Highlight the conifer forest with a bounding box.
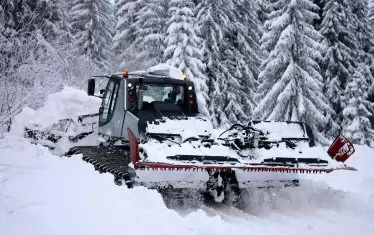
[2,0,374,146]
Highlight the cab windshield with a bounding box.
[137,83,184,105]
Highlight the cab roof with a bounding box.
[111,74,194,86]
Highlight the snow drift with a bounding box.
[10,86,101,137]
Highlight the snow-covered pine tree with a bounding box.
[369,0,374,31]
[253,0,332,142]
[0,5,5,41]
[69,0,114,72]
[257,0,271,25]
[131,0,168,68]
[319,0,358,132]
[256,0,271,78]
[0,1,18,73]
[163,0,209,115]
[54,0,74,45]
[1,0,64,45]
[230,0,262,120]
[342,68,374,146]
[350,0,374,130]
[0,0,66,83]
[112,0,141,69]
[357,57,374,128]
[0,2,14,121]
[0,0,68,129]
[195,0,231,126]
[196,0,262,127]
[351,0,374,56]
[15,0,62,42]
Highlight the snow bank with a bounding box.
[11,86,101,136]
[0,137,200,235]
[1,135,374,235]
[303,144,374,199]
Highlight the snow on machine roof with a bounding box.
[123,63,185,81]
[145,63,185,80]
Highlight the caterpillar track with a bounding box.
[66,145,135,187]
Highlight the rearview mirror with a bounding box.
[88,78,95,96]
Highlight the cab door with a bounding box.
[98,78,125,142]
[99,79,119,126]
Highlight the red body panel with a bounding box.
[327,135,355,162]
[127,128,140,168]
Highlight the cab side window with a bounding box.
[99,79,119,125]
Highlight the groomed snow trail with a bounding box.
[0,135,373,235]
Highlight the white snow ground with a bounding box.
[1,87,374,235]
